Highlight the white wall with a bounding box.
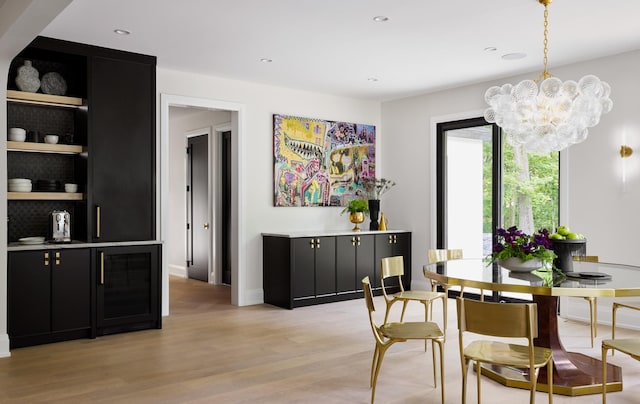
[167,108,231,280]
[158,68,381,305]
[382,50,640,291]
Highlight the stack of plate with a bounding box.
[18,236,45,245]
[36,179,60,192]
[8,178,32,192]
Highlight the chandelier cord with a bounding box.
[536,1,551,82]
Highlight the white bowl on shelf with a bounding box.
[9,184,32,192]
[8,178,31,184]
[64,183,78,193]
[8,132,26,142]
[44,134,59,144]
[9,127,26,136]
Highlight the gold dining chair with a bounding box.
[425,249,463,334]
[457,297,553,404]
[380,256,444,327]
[610,294,640,356]
[572,255,599,347]
[362,276,445,404]
[601,334,640,402]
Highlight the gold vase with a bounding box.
[349,212,365,232]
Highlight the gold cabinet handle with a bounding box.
[100,251,105,285]
[96,205,101,238]
[44,252,49,266]
[351,236,356,246]
[388,235,393,244]
[310,239,315,249]
[204,223,209,229]
[316,238,320,249]
[357,236,361,246]
[55,251,60,266]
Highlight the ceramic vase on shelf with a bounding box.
[349,212,365,232]
[15,60,40,93]
[497,257,543,273]
[368,199,380,230]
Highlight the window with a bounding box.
[436,117,559,296]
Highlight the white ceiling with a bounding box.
[40,0,640,102]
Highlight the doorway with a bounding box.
[186,134,209,282]
[161,94,244,312]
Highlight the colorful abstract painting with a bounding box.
[273,114,376,207]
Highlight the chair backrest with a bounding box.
[428,248,463,264]
[456,297,538,339]
[362,276,385,345]
[381,256,404,278]
[380,256,405,295]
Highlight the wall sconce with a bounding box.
[620,145,633,158]
[621,145,633,192]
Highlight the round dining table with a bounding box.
[423,259,640,396]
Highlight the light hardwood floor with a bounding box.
[0,276,639,403]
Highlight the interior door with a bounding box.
[187,134,209,282]
[221,131,232,285]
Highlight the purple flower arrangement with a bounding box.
[491,226,557,264]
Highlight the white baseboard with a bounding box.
[0,333,11,358]
[169,264,187,278]
[242,288,264,306]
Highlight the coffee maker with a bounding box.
[51,210,71,242]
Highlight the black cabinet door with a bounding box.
[8,251,51,337]
[375,232,412,291]
[89,55,155,242]
[356,235,376,289]
[336,235,357,293]
[314,237,336,296]
[96,245,160,332]
[292,238,316,299]
[51,249,91,332]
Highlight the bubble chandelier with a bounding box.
[483,0,613,154]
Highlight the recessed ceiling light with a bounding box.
[484,47,497,52]
[260,58,273,63]
[367,77,379,82]
[502,52,527,60]
[373,16,389,22]
[113,29,131,35]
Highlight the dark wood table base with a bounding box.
[479,295,622,396]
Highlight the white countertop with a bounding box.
[8,239,163,251]
[262,230,411,238]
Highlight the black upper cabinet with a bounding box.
[88,55,156,242]
[8,36,156,243]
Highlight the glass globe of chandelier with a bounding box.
[483,0,613,154]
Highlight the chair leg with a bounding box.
[476,361,482,404]
[529,368,537,404]
[371,344,391,404]
[602,344,609,404]
[611,303,619,356]
[370,345,379,388]
[547,359,553,404]
[424,301,430,352]
[585,297,596,348]
[461,358,470,404]
[442,292,448,339]
[431,339,436,387]
[436,340,445,404]
[399,300,409,322]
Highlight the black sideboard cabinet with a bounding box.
[263,231,412,309]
